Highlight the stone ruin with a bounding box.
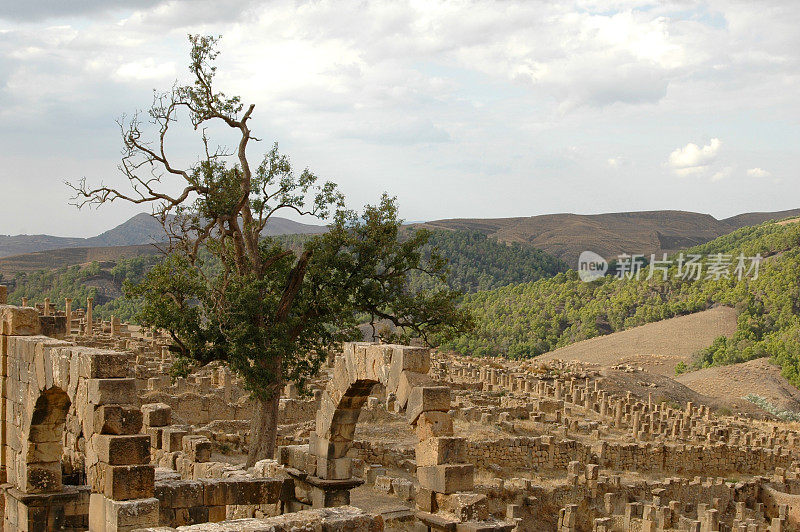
[2,290,800,531]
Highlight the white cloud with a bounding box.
[607,156,630,168]
[668,138,722,175]
[747,167,771,178]
[1,1,800,234]
[114,58,175,82]
[711,166,733,182]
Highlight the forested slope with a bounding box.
[441,220,800,385]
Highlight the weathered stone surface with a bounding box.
[0,305,41,335]
[406,386,451,424]
[416,437,467,467]
[142,403,172,427]
[94,434,151,465]
[416,411,455,440]
[88,378,137,405]
[417,464,474,494]
[104,464,155,500]
[94,404,143,435]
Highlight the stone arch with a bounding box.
[311,343,432,465]
[301,342,474,515]
[24,386,71,493]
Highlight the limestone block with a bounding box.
[0,305,40,336]
[436,492,489,522]
[392,478,415,501]
[104,496,159,530]
[279,444,316,474]
[416,487,438,513]
[141,403,172,427]
[365,343,394,383]
[226,478,282,506]
[155,479,203,508]
[415,411,455,440]
[374,475,393,493]
[24,461,61,493]
[316,456,352,480]
[145,427,164,450]
[416,437,466,467]
[104,464,155,500]
[94,434,150,466]
[406,386,451,424]
[308,432,350,460]
[395,372,437,413]
[386,345,431,394]
[161,428,189,453]
[88,378,137,405]
[79,349,131,379]
[94,404,143,435]
[417,464,474,494]
[182,435,212,463]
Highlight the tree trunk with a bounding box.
[246,386,281,468]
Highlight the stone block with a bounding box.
[88,378,137,405]
[104,464,155,500]
[316,456,352,480]
[24,461,61,493]
[141,403,172,427]
[94,405,143,435]
[155,479,204,508]
[416,411,454,440]
[0,306,40,336]
[407,386,451,424]
[145,427,163,450]
[416,488,438,513]
[436,492,489,522]
[416,437,466,466]
[227,478,282,505]
[182,435,212,463]
[396,372,438,411]
[94,434,151,465]
[161,428,188,453]
[80,350,131,379]
[417,464,474,494]
[104,496,159,530]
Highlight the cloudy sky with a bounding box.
[0,0,798,237]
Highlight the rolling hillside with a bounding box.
[536,306,738,377]
[419,208,800,265]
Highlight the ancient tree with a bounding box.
[69,35,471,465]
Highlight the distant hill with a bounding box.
[0,213,327,258]
[2,207,798,268]
[417,208,800,266]
[0,244,162,276]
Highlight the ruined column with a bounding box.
[110,316,120,337]
[86,297,94,336]
[0,284,6,304]
[43,297,51,316]
[64,298,72,334]
[21,297,28,307]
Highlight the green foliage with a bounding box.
[674,361,688,375]
[441,221,800,387]
[407,231,566,293]
[744,394,800,422]
[6,255,160,322]
[132,195,472,399]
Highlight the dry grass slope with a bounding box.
[678,357,800,413]
[537,306,738,377]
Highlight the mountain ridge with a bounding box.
[0,213,328,258]
[2,208,798,265]
[416,208,800,265]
